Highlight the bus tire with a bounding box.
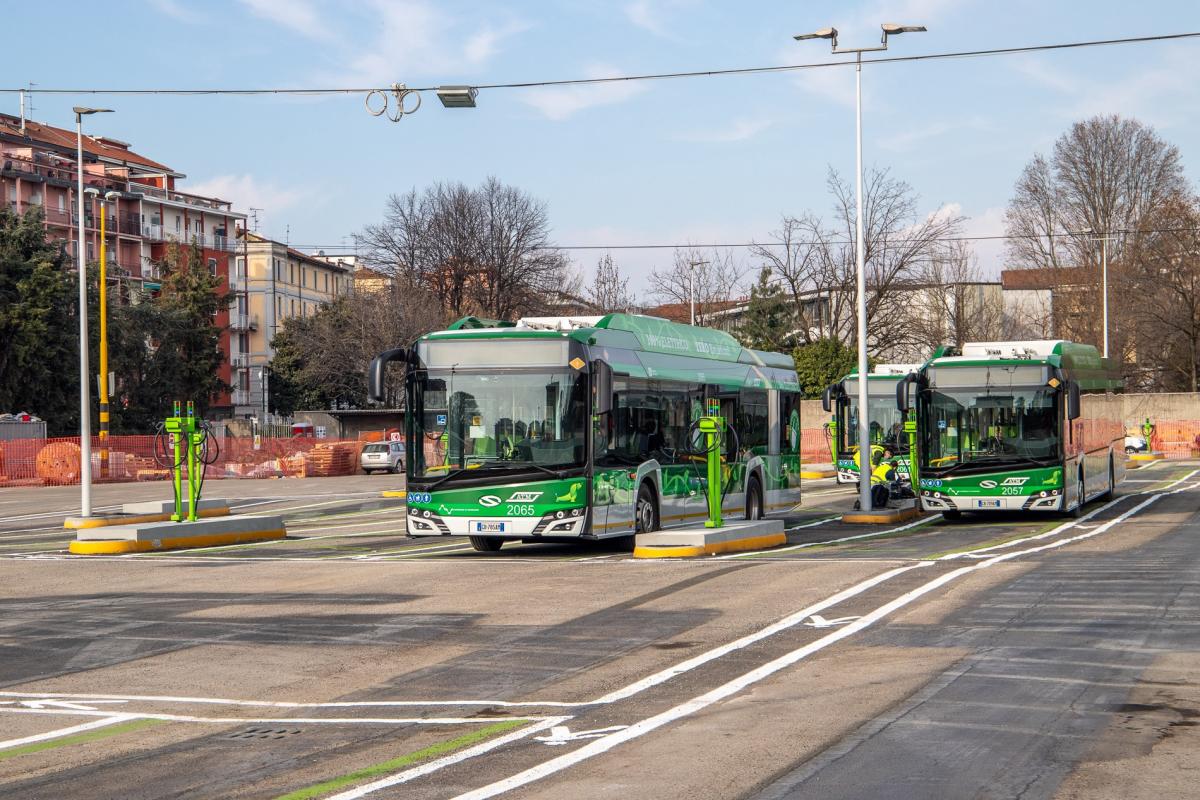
[1069,471,1085,518]
[635,482,659,533]
[746,476,764,520]
[1100,456,1115,501]
[469,536,504,552]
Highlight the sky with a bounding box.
[8,0,1200,297]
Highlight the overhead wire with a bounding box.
[1,31,1197,96]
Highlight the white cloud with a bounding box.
[677,118,772,143]
[147,0,202,23]
[465,20,532,64]
[878,115,990,152]
[186,174,308,219]
[623,0,696,39]
[960,205,1008,277]
[520,64,648,121]
[238,0,331,41]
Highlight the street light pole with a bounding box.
[1072,227,1117,360]
[795,23,925,513]
[688,260,709,326]
[73,106,113,517]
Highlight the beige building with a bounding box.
[234,232,352,416]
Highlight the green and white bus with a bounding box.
[369,314,804,551]
[823,364,921,484]
[897,340,1124,518]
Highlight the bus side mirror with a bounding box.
[591,360,613,415]
[896,375,912,413]
[1067,381,1081,421]
[368,348,408,404]
[822,386,833,414]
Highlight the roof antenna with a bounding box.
[18,83,35,134]
[249,207,263,232]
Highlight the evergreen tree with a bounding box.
[737,267,790,351]
[0,208,78,433]
[792,338,865,398]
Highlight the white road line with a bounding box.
[591,562,928,704]
[324,717,569,800]
[717,514,936,560]
[0,691,577,710]
[0,714,134,751]
[941,468,1200,561]
[785,516,841,531]
[452,477,1200,799]
[0,708,551,725]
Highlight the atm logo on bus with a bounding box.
[980,477,1029,489]
[508,491,543,502]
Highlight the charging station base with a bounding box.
[64,498,230,529]
[69,514,285,555]
[634,519,786,558]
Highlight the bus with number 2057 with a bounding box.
[897,340,1124,519]
[369,314,805,551]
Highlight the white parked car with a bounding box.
[1124,434,1148,454]
[361,441,404,474]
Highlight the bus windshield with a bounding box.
[920,386,1059,471]
[412,370,588,479]
[843,396,908,454]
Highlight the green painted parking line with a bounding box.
[0,718,162,762]
[272,719,528,800]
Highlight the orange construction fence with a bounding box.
[0,436,378,488]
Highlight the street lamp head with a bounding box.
[83,187,99,198]
[880,23,926,42]
[104,191,121,201]
[794,27,838,47]
[73,107,114,116]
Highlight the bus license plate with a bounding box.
[976,499,1001,509]
[472,521,507,533]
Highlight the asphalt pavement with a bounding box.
[0,462,1195,799]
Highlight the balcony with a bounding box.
[231,354,250,369]
[128,181,234,213]
[232,389,253,406]
[230,313,259,332]
[140,224,238,252]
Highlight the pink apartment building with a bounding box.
[0,113,249,417]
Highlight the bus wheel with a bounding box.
[469,536,504,552]
[746,476,764,520]
[1069,472,1086,518]
[1099,457,1115,500]
[635,483,659,533]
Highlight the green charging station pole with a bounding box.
[699,397,725,529]
[905,412,919,494]
[164,400,202,522]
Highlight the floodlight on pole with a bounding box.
[74,106,113,518]
[794,22,925,514]
[688,260,709,326]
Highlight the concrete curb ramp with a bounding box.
[799,469,837,479]
[1129,453,1166,462]
[634,519,786,558]
[380,490,407,498]
[64,499,230,529]
[841,504,923,524]
[69,514,286,555]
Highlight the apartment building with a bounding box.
[237,232,352,416]
[0,112,246,414]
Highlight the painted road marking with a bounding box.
[803,615,861,628]
[449,478,1200,800]
[319,718,568,800]
[534,725,628,746]
[717,514,937,560]
[0,699,126,711]
[0,708,555,726]
[0,715,134,752]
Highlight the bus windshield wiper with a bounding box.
[486,460,567,479]
[425,467,474,490]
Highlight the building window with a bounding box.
[235,256,245,278]
[238,332,249,354]
[175,215,181,231]
[290,299,296,316]
[58,194,65,212]
[208,257,217,276]
[289,264,295,284]
[87,242,94,261]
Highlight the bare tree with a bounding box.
[587,253,637,313]
[912,241,1007,353]
[648,247,744,326]
[1128,193,1200,391]
[357,177,573,321]
[751,168,962,357]
[1004,115,1189,361]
